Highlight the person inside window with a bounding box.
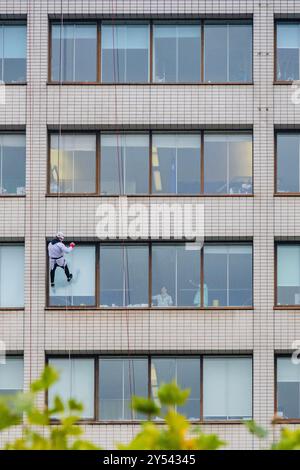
[152,286,173,307]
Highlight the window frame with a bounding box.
[47,130,253,197]
[0,242,24,310]
[274,130,300,196]
[46,354,253,424]
[275,20,300,84]
[274,354,300,423]
[48,19,253,85]
[46,240,253,310]
[275,242,300,309]
[0,354,24,395]
[0,131,26,198]
[0,20,27,85]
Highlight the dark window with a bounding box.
[277,133,300,193]
[51,24,97,82]
[0,134,26,195]
[101,23,149,83]
[277,357,300,419]
[204,133,252,194]
[204,21,252,83]
[153,24,201,83]
[50,134,96,194]
[277,23,300,81]
[204,244,253,307]
[100,244,149,307]
[152,134,201,194]
[99,357,148,421]
[277,244,300,306]
[101,134,149,194]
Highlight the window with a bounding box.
[204,133,252,194]
[152,244,200,307]
[0,24,26,82]
[50,134,96,194]
[276,23,300,81]
[203,357,252,421]
[277,357,300,419]
[100,244,149,307]
[276,133,300,193]
[0,134,26,195]
[101,23,149,83]
[0,245,24,307]
[153,24,200,83]
[151,357,200,419]
[204,244,252,307]
[204,21,252,83]
[277,244,300,306]
[48,358,95,419]
[49,245,96,307]
[101,134,149,194]
[51,24,97,82]
[99,357,148,420]
[152,134,201,194]
[46,355,252,422]
[0,357,23,396]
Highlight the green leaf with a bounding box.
[158,382,190,406]
[131,396,161,416]
[245,420,268,439]
[67,398,83,413]
[30,366,59,393]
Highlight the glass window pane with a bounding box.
[50,134,96,194]
[153,25,200,83]
[277,134,300,193]
[277,357,300,419]
[100,245,149,307]
[152,134,201,194]
[0,245,24,307]
[48,358,94,419]
[101,134,149,194]
[203,357,252,420]
[204,133,252,194]
[0,134,26,195]
[0,357,23,396]
[152,244,200,307]
[49,245,96,307]
[3,25,26,82]
[101,24,149,83]
[277,23,300,81]
[277,245,300,306]
[99,357,148,420]
[204,22,252,83]
[151,357,200,419]
[51,24,97,82]
[204,245,252,307]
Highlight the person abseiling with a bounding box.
[48,232,76,287]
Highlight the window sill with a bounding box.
[274,192,300,197]
[45,193,254,198]
[274,81,294,85]
[274,306,300,310]
[4,82,27,86]
[0,308,24,311]
[49,418,248,425]
[273,418,300,424]
[0,194,26,198]
[47,81,254,87]
[45,306,254,312]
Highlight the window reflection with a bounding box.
[0,357,23,397]
[153,24,200,83]
[277,133,300,193]
[277,244,300,306]
[152,134,201,194]
[0,25,26,82]
[101,134,149,194]
[204,22,252,83]
[101,23,149,83]
[100,245,149,307]
[204,244,252,307]
[0,134,26,195]
[204,133,252,194]
[152,244,200,307]
[277,23,300,81]
[51,24,97,82]
[99,358,148,421]
[151,357,200,419]
[50,134,96,194]
[0,245,24,308]
[277,358,300,419]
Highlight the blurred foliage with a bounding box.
[0,367,300,450]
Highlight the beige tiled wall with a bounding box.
[0,0,299,450]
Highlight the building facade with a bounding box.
[1,0,300,450]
